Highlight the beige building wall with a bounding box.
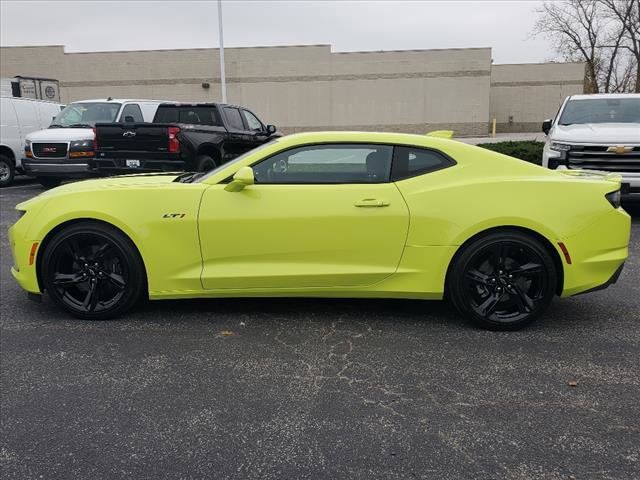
[490,62,585,133]
[1,44,584,136]
[1,44,491,135]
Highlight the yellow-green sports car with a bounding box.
[9,132,631,330]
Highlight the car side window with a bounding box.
[252,144,393,184]
[224,107,245,130]
[120,104,144,122]
[391,146,454,181]
[242,110,263,131]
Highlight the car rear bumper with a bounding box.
[90,156,187,174]
[560,208,631,297]
[22,158,92,177]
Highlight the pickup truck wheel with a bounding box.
[195,155,217,172]
[37,177,62,189]
[0,155,15,187]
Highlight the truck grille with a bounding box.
[567,145,640,172]
[32,143,68,158]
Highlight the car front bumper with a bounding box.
[22,158,93,177]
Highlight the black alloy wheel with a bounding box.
[41,222,145,319]
[447,231,557,330]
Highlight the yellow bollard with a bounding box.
[491,118,497,138]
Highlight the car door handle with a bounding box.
[354,198,390,207]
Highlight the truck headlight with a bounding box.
[69,139,93,149]
[550,142,572,152]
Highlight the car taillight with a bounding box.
[92,126,98,151]
[605,190,621,209]
[168,127,180,153]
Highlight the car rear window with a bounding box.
[391,146,455,181]
[153,106,222,126]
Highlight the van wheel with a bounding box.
[195,155,217,172]
[0,155,15,187]
[446,230,557,331]
[37,177,62,189]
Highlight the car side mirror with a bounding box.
[224,166,254,192]
[266,124,277,135]
[124,115,135,123]
[542,119,552,135]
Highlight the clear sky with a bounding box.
[1,0,553,64]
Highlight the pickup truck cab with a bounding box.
[91,102,278,174]
[22,98,165,188]
[542,93,640,203]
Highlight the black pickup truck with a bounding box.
[91,103,279,174]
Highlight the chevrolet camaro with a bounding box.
[9,132,631,330]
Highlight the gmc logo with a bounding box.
[42,147,57,153]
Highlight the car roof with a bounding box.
[568,93,640,100]
[273,131,462,149]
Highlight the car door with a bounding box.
[241,109,269,147]
[222,106,253,160]
[199,143,409,290]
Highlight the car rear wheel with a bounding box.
[447,230,557,331]
[0,155,15,187]
[37,177,62,189]
[41,222,146,320]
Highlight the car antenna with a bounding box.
[107,96,113,101]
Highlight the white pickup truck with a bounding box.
[542,93,640,203]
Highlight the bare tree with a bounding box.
[600,0,640,92]
[534,0,638,93]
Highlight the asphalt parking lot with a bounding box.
[1,179,639,480]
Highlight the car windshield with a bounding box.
[558,98,640,125]
[195,140,279,183]
[51,102,122,127]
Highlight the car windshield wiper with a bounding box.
[68,123,93,128]
[49,123,65,128]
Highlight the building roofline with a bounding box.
[1,43,492,56]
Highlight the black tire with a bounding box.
[41,221,146,320]
[37,177,62,189]
[446,230,557,331]
[194,154,217,172]
[0,154,15,187]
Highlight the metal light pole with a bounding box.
[217,0,227,103]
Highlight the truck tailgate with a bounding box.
[95,123,170,153]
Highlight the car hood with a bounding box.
[25,127,94,142]
[552,123,640,144]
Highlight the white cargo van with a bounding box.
[0,94,63,187]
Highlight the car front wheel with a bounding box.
[447,230,557,331]
[41,222,146,320]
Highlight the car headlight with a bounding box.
[25,139,31,147]
[550,142,572,152]
[69,139,93,149]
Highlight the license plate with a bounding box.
[126,159,140,168]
